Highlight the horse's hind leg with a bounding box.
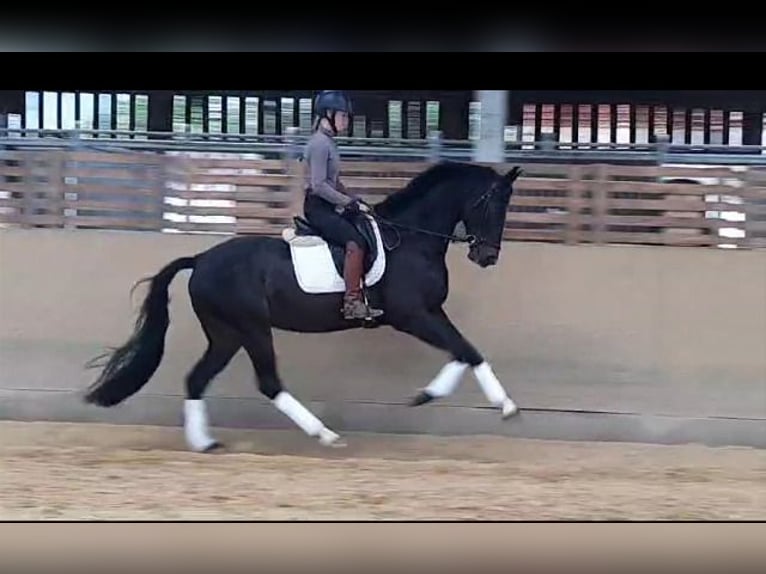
[242,326,345,448]
[184,309,242,452]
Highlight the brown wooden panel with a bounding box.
[499,162,578,176]
[343,177,411,190]
[185,158,286,171]
[64,183,158,196]
[509,196,582,208]
[232,206,291,219]
[235,223,288,235]
[0,150,26,161]
[743,204,766,219]
[0,213,64,227]
[66,151,163,164]
[734,187,766,201]
[601,231,719,246]
[172,204,289,219]
[607,198,707,211]
[506,212,568,224]
[604,165,738,179]
[66,216,161,230]
[504,228,566,242]
[604,181,728,196]
[65,167,157,180]
[170,189,291,203]
[63,200,160,213]
[514,179,573,192]
[188,174,290,187]
[0,198,24,209]
[0,183,29,194]
[165,221,235,234]
[0,166,25,177]
[599,216,716,229]
[339,161,431,173]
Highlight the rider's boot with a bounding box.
[343,242,384,320]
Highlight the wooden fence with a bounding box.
[2,148,766,249]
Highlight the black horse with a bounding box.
[84,160,523,451]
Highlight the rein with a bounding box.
[369,180,501,252]
[371,213,476,251]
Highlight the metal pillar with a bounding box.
[472,90,508,163]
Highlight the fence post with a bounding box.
[428,130,442,163]
[592,164,609,244]
[741,168,766,249]
[0,132,14,228]
[654,134,670,167]
[151,153,168,233]
[566,165,583,245]
[62,123,83,230]
[284,126,303,223]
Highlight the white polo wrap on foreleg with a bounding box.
[473,362,518,416]
[473,362,509,405]
[425,361,469,397]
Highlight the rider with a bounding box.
[302,90,384,321]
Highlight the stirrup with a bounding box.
[361,291,384,319]
[343,295,383,321]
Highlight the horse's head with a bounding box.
[374,161,522,266]
[462,166,521,268]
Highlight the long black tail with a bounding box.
[84,256,197,407]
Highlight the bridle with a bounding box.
[371,179,503,252]
[465,181,503,251]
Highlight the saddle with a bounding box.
[286,214,380,279]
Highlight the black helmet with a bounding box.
[313,90,352,134]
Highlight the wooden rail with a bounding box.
[1,149,765,249]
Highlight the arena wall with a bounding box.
[1,229,764,447]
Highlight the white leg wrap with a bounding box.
[184,399,218,452]
[273,391,325,437]
[473,362,519,416]
[473,362,509,405]
[425,361,468,397]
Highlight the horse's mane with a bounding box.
[375,160,495,215]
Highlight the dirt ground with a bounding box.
[1,420,764,520]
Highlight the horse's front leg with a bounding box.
[390,308,519,419]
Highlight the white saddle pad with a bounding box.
[282,215,386,294]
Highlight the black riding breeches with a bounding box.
[303,193,368,251]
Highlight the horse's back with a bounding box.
[188,235,290,296]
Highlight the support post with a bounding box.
[472,90,508,164]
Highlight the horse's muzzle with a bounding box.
[468,244,499,268]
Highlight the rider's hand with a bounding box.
[358,202,371,214]
[343,200,362,215]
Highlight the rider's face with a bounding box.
[333,111,349,133]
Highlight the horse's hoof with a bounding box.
[501,399,519,419]
[202,441,225,453]
[318,429,347,448]
[410,390,435,407]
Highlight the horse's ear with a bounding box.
[503,166,523,183]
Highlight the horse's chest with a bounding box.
[418,267,449,306]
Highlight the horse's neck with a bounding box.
[382,184,464,259]
[388,184,463,237]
